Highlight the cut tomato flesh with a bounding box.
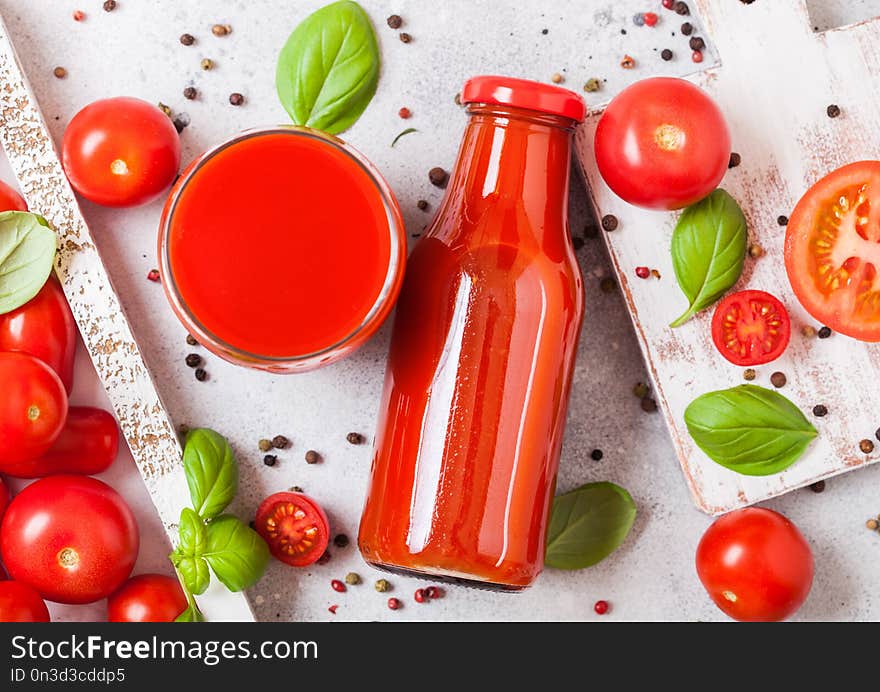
[711,290,791,366]
[255,492,329,567]
[785,161,880,341]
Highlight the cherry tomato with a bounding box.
[594,77,730,210]
[0,352,68,469]
[108,574,187,622]
[62,97,181,208]
[0,407,119,478]
[710,290,791,366]
[0,580,50,622]
[784,161,880,341]
[0,179,27,212]
[0,275,77,393]
[696,507,813,622]
[254,492,329,567]
[0,475,139,604]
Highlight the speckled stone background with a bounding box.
[1,0,878,622]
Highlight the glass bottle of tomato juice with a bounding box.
[358,76,586,590]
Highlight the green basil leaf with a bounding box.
[684,384,818,476]
[0,211,57,315]
[203,515,270,592]
[175,605,205,623]
[171,507,210,595]
[183,428,238,520]
[669,189,747,327]
[276,0,380,134]
[545,482,636,570]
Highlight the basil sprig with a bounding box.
[545,482,636,570]
[0,211,56,315]
[170,429,269,622]
[276,1,380,134]
[684,384,818,476]
[669,189,747,327]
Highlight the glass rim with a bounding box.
[158,125,406,367]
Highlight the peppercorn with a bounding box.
[183,86,197,100]
[398,107,411,119]
[172,117,188,134]
[425,586,443,599]
[674,1,690,15]
[454,92,462,106]
[689,36,705,51]
[73,10,86,21]
[743,368,756,381]
[103,0,116,10]
[661,49,673,61]
[632,13,645,26]
[860,439,875,454]
[541,28,548,35]
[633,382,649,398]
[601,214,618,232]
[662,0,674,8]
[801,325,817,338]
[590,449,604,461]
[728,152,741,168]
[583,78,601,93]
[344,572,360,585]
[599,277,616,294]
[387,597,402,610]
[185,353,202,368]
[305,450,320,464]
[867,519,879,531]
[809,480,825,493]
[331,579,346,593]
[641,397,658,413]
[328,605,338,614]
[691,50,703,63]
[186,334,198,346]
[770,371,787,388]
[818,326,832,339]
[317,550,331,565]
[212,24,231,37]
[621,55,636,69]
[290,485,303,493]
[272,435,290,449]
[651,269,662,279]
[258,439,272,452]
[263,454,277,467]
[594,600,610,615]
[200,58,214,70]
[826,104,841,118]
[346,432,365,445]
[551,73,563,84]
[428,167,448,188]
[777,215,789,226]
[681,22,693,35]
[643,12,658,26]
[813,404,828,417]
[416,199,429,211]
[635,266,650,279]
[194,368,207,382]
[333,534,350,548]
[399,32,412,43]
[53,66,67,79]
[876,427,880,442]
[748,243,765,259]
[387,14,402,29]
[147,269,160,282]
[158,102,172,117]
[414,588,427,603]
[180,33,195,46]
[229,92,244,106]
[375,579,390,593]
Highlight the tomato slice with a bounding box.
[254,492,329,567]
[711,290,791,366]
[785,161,880,341]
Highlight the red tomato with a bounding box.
[62,97,181,208]
[594,77,730,210]
[0,580,50,622]
[0,179,27,212]
[0,275,77,393]
[255,492,329,567]
[696,507,813,622]
[0,407,119,478]
[711,290,791,366]
[0,475,139,604]
[784,161,880,341]
[0,352,68,469]
[108,574,187,622]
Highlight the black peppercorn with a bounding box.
[641,397,658,413]
[386,14,402,29]
[817,326,832,339]
[185,353,202,368]
[688,36,705,51]
[875,427,880,442]
[103,0,117,11]
[826,104,841,118]
[399,32,412,43]
[194,368,207,382]
[674,1,690,15]
[812,404,828,417]
[428,167,448,188]
[590,449,604,461]
[180,33,195,46]
[229,92,244,106]
[305,450,320,464]
[661,48,673,61]
[271,435,290,449]
[809,480,825,493]
[728,152,741,168]
[777,215,789,226]
[183,86,197,100]
[186,334,198,346]
[333,534,350,548]
[601,214,619,232]
[346,432,365,445]
[770,371,787,388]
[860,439,875,454]
[681,22,693,35]
[263,454,277,467]
[416,199,429,211]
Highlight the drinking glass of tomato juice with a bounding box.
[158,127,406,372]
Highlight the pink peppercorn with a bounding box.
[147,269,160,282]
[331,579,346,593]
[643,12,658,26]
[635,266,650,279]
[328,605,339,614]
[398,107,412,119]
[425,586,443,599]
[662,0,674,8]
[692,50,703,63]
[387,597,401,610]
[73,10,85,21]
[594,599,609,615]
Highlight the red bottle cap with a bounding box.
[461,75,586,123]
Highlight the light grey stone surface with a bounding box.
[1,0,877,621]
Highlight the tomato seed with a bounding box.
[635,266,650,279]
[594,600,609,615]
[387,597,402,610]
[414,588,427,603]
[331,579,346,593]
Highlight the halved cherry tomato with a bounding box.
[0,475,139,604]
[0,275,77,393]
[0,580,50,622]
[0,407,119,478]
[108,574,187,622]
[0,352,68,468]
[710,290,791,366]
[785,161,880,341]
[62,97,181,208]
[0,180,26,212]
[255,492,329,567]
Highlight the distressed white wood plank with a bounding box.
[0,13,253,620]
[575,0,880,514]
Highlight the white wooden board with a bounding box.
[0,12,253,620]
[575,0,880,514]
